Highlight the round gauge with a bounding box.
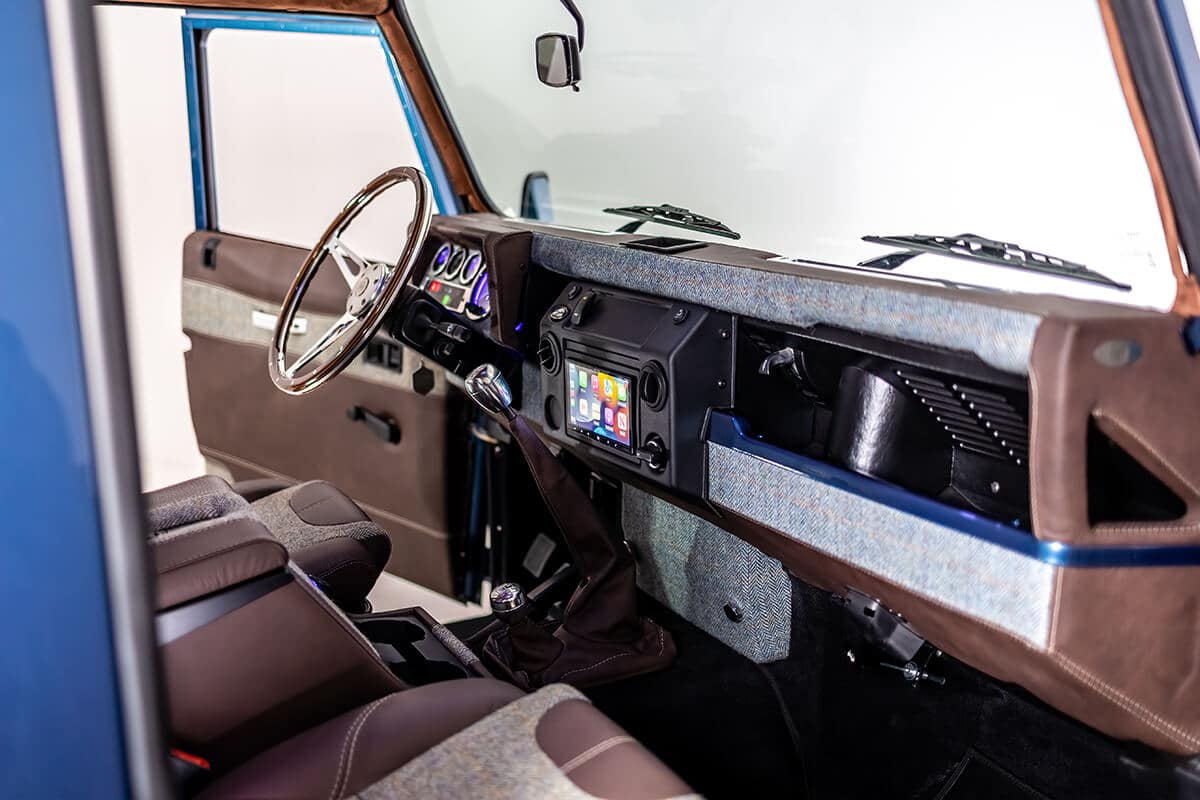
[429,244,452,275]
[460,252,484,284]
[466,269,491,320]
[443,247,466,281]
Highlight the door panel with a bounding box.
[181,231,458,594]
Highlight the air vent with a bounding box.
[896,370,1028,465]
[537,333,561,375]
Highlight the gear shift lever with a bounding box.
[464,364,515,422]
[465,364,675,688]
[488,582,563,673]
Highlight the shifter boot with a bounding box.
[465,365,675,688]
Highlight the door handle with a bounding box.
[346,405,401,444]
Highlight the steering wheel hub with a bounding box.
[347,262,389,317]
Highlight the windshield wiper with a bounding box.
[603,204,741,240]
[860,232,1130,290]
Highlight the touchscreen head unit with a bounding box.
[566,360,634,453]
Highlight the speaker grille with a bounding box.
[896,369,1028,465]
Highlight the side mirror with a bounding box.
[521,172,553,221]
[536,34,581,89]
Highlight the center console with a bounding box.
[352,606,489,684]
[536,282,733,497]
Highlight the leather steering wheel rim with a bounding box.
[268,166,433,396]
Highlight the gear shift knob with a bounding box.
[465,364,515,421]
[490,582,527,619]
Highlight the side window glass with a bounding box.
[203,28,435,258]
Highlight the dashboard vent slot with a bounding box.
[537,333,562,376]
[897,370,1028,465]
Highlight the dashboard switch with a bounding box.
[549,304,570,322]
[570,291,596,326]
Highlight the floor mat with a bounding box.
[934,752,1048,800]
[584,597,806,797]
[443,584,1192,799]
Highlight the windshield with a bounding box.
[407,1,1178,308]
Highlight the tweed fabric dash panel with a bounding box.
[531,233,1040,375]
[707,442,1055,648]
[622,487,791,663]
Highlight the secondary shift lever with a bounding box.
[465,364,675,688]
[488,582,562,673]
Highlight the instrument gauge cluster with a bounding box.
[421,243,491,321]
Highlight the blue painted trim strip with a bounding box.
[708,412,1200,568]
[181,20,207,229]
[181,11,458,231]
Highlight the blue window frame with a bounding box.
[180,11,457,231]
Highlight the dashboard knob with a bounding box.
[636,434,669,472]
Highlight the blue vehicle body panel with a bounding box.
[0,5,128,797]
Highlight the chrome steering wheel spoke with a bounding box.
[284,312,358,378]
[327,235,369,289]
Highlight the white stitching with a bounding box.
[1048,566,1063,652]
[328,697,388,800]
[1027,360,1047,539]
[1092,521,1200,536]
[557,625,665,681]
[558,736,636,775]
[337,695,391,798]
[1093,409,1200,498]
[1053,653,1200,750]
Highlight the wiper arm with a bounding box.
[860,232,1130,290]
[603,203,741,240]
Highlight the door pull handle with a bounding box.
[346,405,401,444]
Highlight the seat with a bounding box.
[195,679,694,800]
[145,475,390,611]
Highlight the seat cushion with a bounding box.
[356,684,695,800]
[144,475,248,532]
[196,679,526,800]
[197,681,693,800]
[249,481,391,610]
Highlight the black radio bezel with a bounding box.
[563,357,638,456]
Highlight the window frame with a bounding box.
[180,10,457,231]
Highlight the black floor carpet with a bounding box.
[585,597,806,797]
[582,586,1199,800]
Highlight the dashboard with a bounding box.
[383,214,1200,761]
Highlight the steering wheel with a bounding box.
[269,166,433,395]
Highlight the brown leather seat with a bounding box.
[145,475,390,611]
[195,679,693,800]
[151,511,690,798]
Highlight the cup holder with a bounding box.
[357,614,470,685]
